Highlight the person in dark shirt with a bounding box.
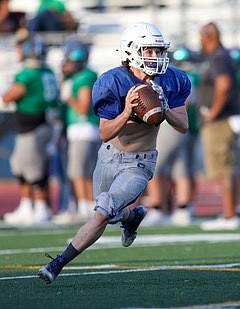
[197,22,240,230]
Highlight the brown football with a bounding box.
[132,84,164,126]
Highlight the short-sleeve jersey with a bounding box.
[15,66,59,113]
[37,0,66,13]
[197,45,240,120]
[15,65,59,133]
[65,68,99,127]
[92,66,191,122]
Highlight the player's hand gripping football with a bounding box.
[150,80,169,112]
[124,85,139,118]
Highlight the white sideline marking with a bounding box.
[118,302,240,309]
[1,233,240,255]
[0,247,66,255]
[95,233,240,245]
[1,263,240,281]
[0,229,73,237]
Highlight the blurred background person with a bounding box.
[143,122,192,227]
[0,0,26,33]
[171,47,202,226]
[14,28,30,64]
[53,37,100,224]
[143,47,201,227]
[1,36,59,226]
[28,0,78,33]
[197,22,240,230]
[47,104,70,221]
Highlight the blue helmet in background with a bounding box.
[22,36,47,61]
[63,37,89,68]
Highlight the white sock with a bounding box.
[33,200,51,221]
[34,200,49,212]
[78,199,90,219]
[19,197,33,209]
[87,200,95,218]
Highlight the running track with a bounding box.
[0,178,222,217]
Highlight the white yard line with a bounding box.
[118,302,240,309]
[1,231,240,309]
[1,233,240,255]
[1,263,240,281]
[1,262,240,309]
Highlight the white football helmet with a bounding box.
[120,22,170,75]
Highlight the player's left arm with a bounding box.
[150,74,189,133]
[202,74,231,123]
[164,104,188,133]
[165,70,190,133]
[67,86,92,115]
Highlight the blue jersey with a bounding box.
[92,66,191,121]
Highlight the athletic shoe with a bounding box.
[52,211,76,225]
[121,206,147,247]
[141,208,166,227]
[32,203,52,225]
[38,253,65,284]
[3,202,33,226]
[200,216,240,231]
[171,208,192,227]
[77,199,94,223]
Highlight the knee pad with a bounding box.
[95,192,124,224]
[16,175,27,184]
[32,176,48,191]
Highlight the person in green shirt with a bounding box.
[28,0,78,32]
[37,0,66,14]
[56,37,100,223]
[1,36,59,226]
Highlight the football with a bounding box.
[132,84,164,125]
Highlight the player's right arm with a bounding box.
[98,86,138,142]
[2,83,26,103]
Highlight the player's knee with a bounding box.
[94,192,124,224]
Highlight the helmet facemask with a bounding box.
[120,22,170,76]
[129,44,169,75]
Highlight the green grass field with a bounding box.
[1,224,240,309]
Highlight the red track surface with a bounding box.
[0,180,59,216]
[0,178,222,218]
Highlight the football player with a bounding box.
[56,38,100,223]
[38,22,190,284]
[1,36,59,226]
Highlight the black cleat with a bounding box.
[121,206,147,247]
[38,253,65,284]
